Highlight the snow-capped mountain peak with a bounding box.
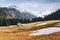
[8,5,58,19]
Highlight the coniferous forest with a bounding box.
[0,9,60,26]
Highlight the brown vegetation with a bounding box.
[0,20,60,40]
[0,30,60,40]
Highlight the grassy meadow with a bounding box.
[0,20,60,40]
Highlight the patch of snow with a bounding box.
[29,27,60,36]
[0,26,6,28]
[54,23,60,26]
[0,25,16,28]
[35,23,47,26]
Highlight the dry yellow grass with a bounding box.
[0,20,60,40]
[18,20,60,30]
[0,30,60,40]
[0,20,60,32]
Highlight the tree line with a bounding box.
[0,17,32,26]
[0,17,44,26]
[0,9,60,26]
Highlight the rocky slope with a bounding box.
[0,7,36,20]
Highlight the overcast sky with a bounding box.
[0,0,60,17]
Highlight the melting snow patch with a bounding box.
[0,26,6,28]
[29,27,60,36]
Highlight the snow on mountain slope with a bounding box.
[29,27,60,36]
[9,5,46,18]
[8,5,57,19]
[9,6,36,19]
[0,5,57,20]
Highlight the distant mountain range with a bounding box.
[0,6,60,20]
[0,7,36,20]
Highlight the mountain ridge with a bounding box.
[0,7,36,20]
[0,6,60,21]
